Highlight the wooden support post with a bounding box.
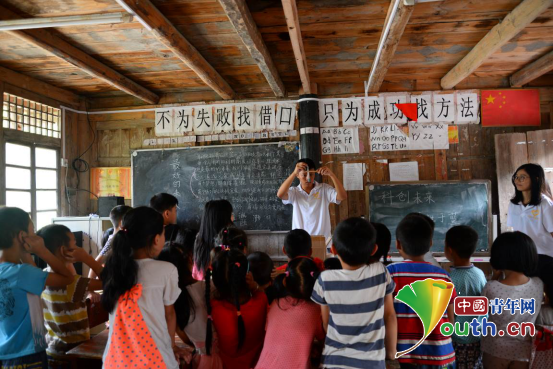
[366,0,414,93]
[281,0,311,94]
[0,82,5,206]
[218,0,286,97]
[510,50,553,87]
[298,84,321,168]
[441,0,553,90]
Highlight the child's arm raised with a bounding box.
[70,247,104,291]
[23,234,73,288]
[383,294,397,360]
[88,253,107,279]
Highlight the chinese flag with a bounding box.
[481,89,540,127]
[395,103,418,121]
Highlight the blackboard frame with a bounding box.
[130,141,300,230]
[365,180,493,256]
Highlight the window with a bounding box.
[5,142,59,230]
[2,93,61,138]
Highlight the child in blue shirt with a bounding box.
[445,225,487,369]
[0,207,73,368]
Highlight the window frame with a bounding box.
[4,140,61,228]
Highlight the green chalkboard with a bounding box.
[132,142,300,231]
[366,181,492,253]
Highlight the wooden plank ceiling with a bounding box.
[0,0,551,106]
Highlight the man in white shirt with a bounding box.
[277,158,347,239]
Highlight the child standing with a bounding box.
[101,206,188,369]
[255,257,324,369]
[445,225,487,369]
[370,222,392,264]
[312,217,397,368]
[481,232,544,368]
[209,249,267,369]
[387,215,457,368]
[247,252,276,304]
[0,207,73,368]
[37,224,104,368]
[274,229,325,273]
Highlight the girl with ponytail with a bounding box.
[101,207,190,369]
[254,258,325,369]
[209,249,267,369]
[192,200,234,281]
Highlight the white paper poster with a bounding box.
[319,100,339,127]
[409,122,449,150]
[276,102,297,131]
[410,94,433,123]
[174,107,193,134]
[364,96,385,125]
[384,94,408,124]
[389,161,419,182]
[235,104,255,131]
[255,103,275,131]
[433,93,455,123]
[213,105,234,133]
[193,106,213,134]
[342,99,363,126]
[369,124,410,152]
[155,108,174,136]
[321,127,360,155]
[343,163,365,191]
[456,92,479,124]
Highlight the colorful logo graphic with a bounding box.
[394,278,455,358]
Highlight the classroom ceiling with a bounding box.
[0,0,551,106]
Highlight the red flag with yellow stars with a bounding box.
[481,89,540,127]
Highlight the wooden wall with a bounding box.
[91,87,553,230]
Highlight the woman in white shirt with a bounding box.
[507,163,553,306]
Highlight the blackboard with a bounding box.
[132,142,299,231]
[366,181,491,253]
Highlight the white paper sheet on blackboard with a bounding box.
[389,161,419,182]
[343,163,365,191]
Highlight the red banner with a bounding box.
[481,89,540,127]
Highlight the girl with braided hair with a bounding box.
[209,249,267,369]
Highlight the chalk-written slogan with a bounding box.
[321,128,360,155]
[369,124,409,152]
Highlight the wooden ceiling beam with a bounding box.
[218,0,286,97]
[510,50,553,87]
[281,0,311,94]
[0,5,159,104]
[0,65,82,107]
[117,0,236,100]
[441,0,553,90]
[366,0,414,93]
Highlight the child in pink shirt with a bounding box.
[255,258,325,369]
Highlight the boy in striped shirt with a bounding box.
[387,215,457,369]
[311,217,397,369]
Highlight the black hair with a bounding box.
[36,224,71,255]
[396,215,433,257]
[406,212,435,235]
[511,163,553,206]
[370,222,391,264]
[209,249,249,353]
[174,227,198,256]
[323,257,342,270]
[284,229,312,259]
[297,158,316,170]
[101,207,164,313]
[193,199,233,275]
[109,205,132,229]
[247,252,274,286]
[332,217,377,266]
[157,242,195,331]
[490,232,538,276]
[0,207,31,250]
[273,257,320,307]
[215,227,248,253]
[445,225,479,259]
[149,193,179,213]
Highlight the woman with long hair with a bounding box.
[507,163,553,306]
